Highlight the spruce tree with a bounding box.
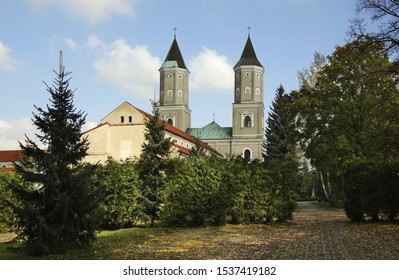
[264,85,290,160]
[137,101,174,226]
[11,52,99,255]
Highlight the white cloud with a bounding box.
[0,118,38,150]
[92,38,161,99]
[189,47,233,92]
[86,35,105,49]
[28,0,136,25]
[64,38,77,50]
[0,118,97,150]
[0,41,17,71]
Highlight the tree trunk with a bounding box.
[319,172,330,202]
[326,172,335,207]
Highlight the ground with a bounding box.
[1,201,398,259]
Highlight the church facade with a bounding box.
[159,35,265,161]
[82,34,265,163]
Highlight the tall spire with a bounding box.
[234,34,263,68]
[160,31,188,70]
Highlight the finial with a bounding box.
[212,113,216,122]
[173,27,177,39]
[247,26,251,38]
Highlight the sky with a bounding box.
[0,0,360,150]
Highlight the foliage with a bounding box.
[297,52,327,89]
[343,158,399,221]
[9,54,100,255]
[162,156,297,227]
[264,159,298,221]
[91,157,142,229]
[0,172,21,232]
[262,84,298,217]
[225,157,284,223]
[162,156,229,227]
[137,100,175,226]
[290,38,399,215]
[264,85,291,161]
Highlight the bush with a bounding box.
[162,156,229,227]
[226,158,275,223]
[162,156,297,227]
[264,159,297,221]
[91,157,142,229]
[343,158,399,221]
[0,172,20,232]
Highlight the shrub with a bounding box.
[343,158,399,221]
[91,157,142,229]
[225,158,275,223]
[0,172,20,232]
[162,156,297,227]
[162,156,229,227]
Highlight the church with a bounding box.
[82,34,265,163]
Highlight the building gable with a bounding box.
[101,101,145,125]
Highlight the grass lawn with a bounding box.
[0,227,157,260]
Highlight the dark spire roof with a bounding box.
[234,36,263,68]
[161,37,188,70]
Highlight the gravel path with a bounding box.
[112,201,399,260]
[262,201,399,259]
[2,201,398,259]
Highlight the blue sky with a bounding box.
[0,0,359,149]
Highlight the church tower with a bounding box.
[232,34,265,160]
[158,35,191,131]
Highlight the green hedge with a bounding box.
[343,158,399,221]
[161,156,297,227]
[91,158,142,229]
[0,171,23,232]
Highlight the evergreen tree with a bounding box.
[10,52,99,255]
[263,85,290,160]
[137,101,174,226]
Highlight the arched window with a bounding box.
[167,118,174,126]
[244,149,251,162]
[244,116,252,127]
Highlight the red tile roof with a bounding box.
[0,150,23,163]
[133,106,222,157]
[1,167,15,174]
[173,143,191,156]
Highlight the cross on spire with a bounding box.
[247,26,251,37]
[173,27,177,39]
